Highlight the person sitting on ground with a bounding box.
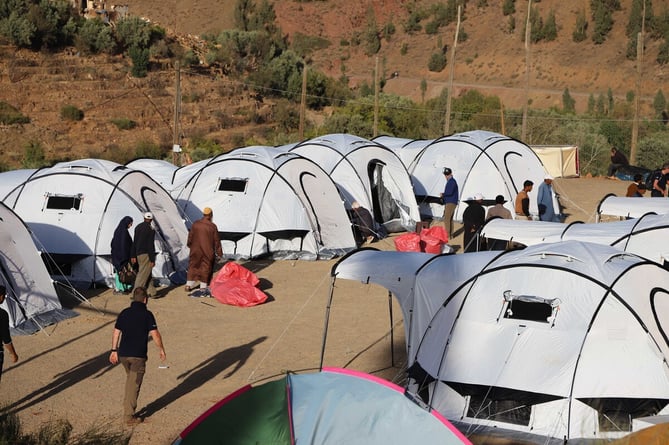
[626,174,647,197]
[607,147,629,179]
[350,201,376,246]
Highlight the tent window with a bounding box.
[45,194,82,211]
[598,411,631,432]
[502,290,559,323]
[504,300,553,322]
[218,178,248,193]
[468,396,531,426]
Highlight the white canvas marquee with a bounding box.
[328,242,669,443]
[174,146,357,260]
[0,202,73,333]
[0,159,189,288]
[530,145,580,178]
[283,133,420,233]
[386,130,556,222]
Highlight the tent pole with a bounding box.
[319,275,337,371]
[388,290,394,367]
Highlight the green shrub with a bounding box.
[382,22,395,40]
[572,9,588,42]
[110,118,137,130]
[291,32,330,57]
[22,141,47,169]
[75,17,116,54]
[502,0,515,16]
[60,104,83,121]
[427,52,447,72]
[134,140,163,159]
[128,45,149,77]
[188,135,221,162]
[0,102,29,124]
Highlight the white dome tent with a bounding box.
[0,159,189,288]
[482,211,669,265]
[173,146,357,260]
[328,242,669,443]
[0,202,75,334]
[126,158,179,193]
[284,133,420,233]
[597,194,669,220]
[398,130,556,222]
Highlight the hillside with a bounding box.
[0,0,665,168]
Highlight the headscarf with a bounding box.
[111,216,133,270]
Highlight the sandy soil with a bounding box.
[3,176,631,444]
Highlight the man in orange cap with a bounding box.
[185,207,222,292]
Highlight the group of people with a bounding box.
[110,212,158,297]
[440,168,562,252]
[109,206,222,426]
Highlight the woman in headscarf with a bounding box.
[111,216,133,293]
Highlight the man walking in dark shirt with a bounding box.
[109,287,166,426]
[131,212,157,298]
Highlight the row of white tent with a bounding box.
[481,196,669,265]
[327,241,669,443]
[0,130,555,332]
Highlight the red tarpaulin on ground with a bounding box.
[210,262,268,307]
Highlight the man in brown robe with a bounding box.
[185,207,223,292]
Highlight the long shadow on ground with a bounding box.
[137,336,267,419]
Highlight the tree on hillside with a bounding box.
[0,10,36,47]
[591,0,614,44]
[234,0,254,31]
[543,10,557,41]
[0,0,78,50]
[626,0,653,38]
[26,0,79,50]
[502,0,515,16]
[115,16,151,51]
[587,94,595,114]
[596,93,605,115]
[573,9,588,42]
[563,88,576,113]
[75,17,115,54]
[363,7,380,55]
[653,89,666,118]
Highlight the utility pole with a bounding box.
[373,55,379,137]
[630,0,646,165]
[521,0,532,142]
[172,61,182,166]
[500,101,506,135]
[444,5,461,136]
[299,61,307,140]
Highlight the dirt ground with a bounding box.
[2,176,631,444]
